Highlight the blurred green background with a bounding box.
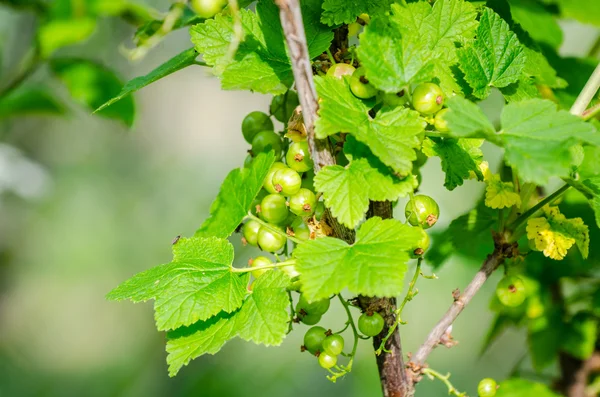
[0,2,598,396]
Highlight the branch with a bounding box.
[570,62,600,116]
[361,201,412,397]
[410,245,509,368]
[275,0,336,174]
[559,349,600,396]
[276,3,409,396]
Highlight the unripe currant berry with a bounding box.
[405,195,440,229]
[248,256,271,279]
[289,188,317,216]
[326,63,356,79]
[412,83,444,115]
[286,141,313,172]
[242,111,273,144]
[477,378,498,397]
[496,275,526,307]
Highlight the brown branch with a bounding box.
[559,352,600,397]
[276,2,409,396]
[275,0,335,173]
[276,0,355,244]
[359,201,412,397]
[410,238,514,371]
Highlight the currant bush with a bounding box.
[102,1,600,396]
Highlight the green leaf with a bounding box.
[321,0,395,26]
[420,0,478,59]
[499,78,541,103]
[555,0,600,27]
[444,96,495,138]
[195,151,275,238]
[457,8,527,98]
[0,88,64,118]
[581,177,600,229]
[357,5,435,93]
[523,48,566,89]
[234,270,290,344]
[314,137,416,228]
[314,76,425,175]
[357,0,477,93]
[38,19,96,58]
[49,58,135,127]
[95,48,198,113]
[422,137,484,190]
[294,217,423,301]
[562,313,597,360]
[190,0,333,94]
[496,379,561,397]
[107,237,248,331]
[507,0,562,49]
[499,99,600,184]
[166,270,289,376]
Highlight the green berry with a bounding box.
[410,230,430,258]
[326,63,356,79]
[260,194,289,225]
[190,0,226,18]
[382,90,408,107]
[270,91,299,123]
[318,352,337,369]
[296,294,330,317]
[322,334,344,356]
[251,130,283,156]
[290,216,311,241]
[496,276,526,307]
[477,378,498,397]
[242,111,274,143]
[249,256,271,279]
[263,162,287,194]
[286,141,313,172]
[405,195,440,229]
[300,312,322,325]
[303,326,327,354]
[289,188,317,216]
[350,67,378,99]
[272,168,302,196]
[242,219,261,246]
[412,83,444,115]
[358,312,385,337]
[257,227,286,253]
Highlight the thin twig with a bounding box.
[570,63,600,116]
[508,183,570,231]
[411,249,506,367]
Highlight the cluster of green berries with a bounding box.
[300,295,385,371]
[240,93,324,270]
[303,326,344,369]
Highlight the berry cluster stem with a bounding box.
[376,257,423,354]
[421,368,467,397]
